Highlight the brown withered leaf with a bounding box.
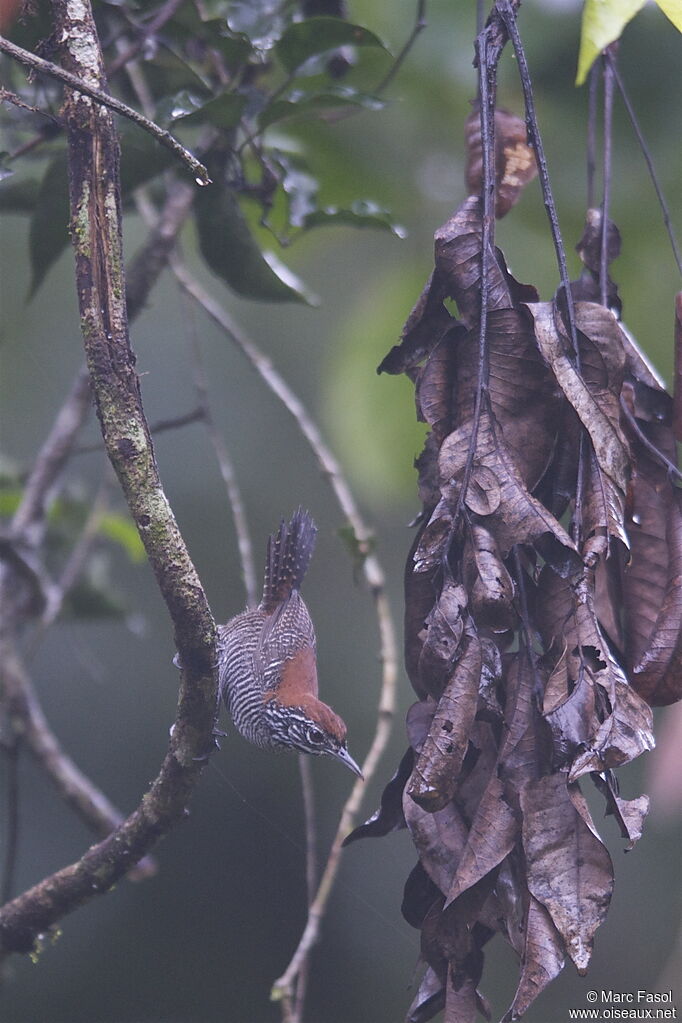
[438,408,579,576]
[403,790,469,896]
[410,622,482,810]
[415,431,443,512]
[445,775,518,907]
[502,894,565,1022]
[407,698,437,753]
[406,966,446,1023]
[537,567,655,777]
[630,487,682,706]
[378,270,454,375]
[415,327,465,441]
[527,300,630,504]
[569,671,654,781]
[343,748,413,846]
[456,307,559,490]
[623,433,675,667]
[543,659,597,770]
[416,578,468,699]
[591,772,649,850]
[412,498,453,574]
[464,524,516,630]
[434,196,513,326]
[444,969,479,1023]
[477,638,504,724]
[402,860,443,929]
[405,524,440,699]
[575,208,622,274]
[521,772,614,974]
[465,106,538,219]
[581,445,629,564]
[499,655,546,799]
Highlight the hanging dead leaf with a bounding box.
[439,408,580,576]
[410,623,482,810]
[342,748,413,846]
[521,772,614,974]
[434,197,514,326]
[465,106,538,219]
[378,270,454,375]
[464,524,516,630]
[456,308,560,490]
[416,578,469,699]
[445,775,518,906]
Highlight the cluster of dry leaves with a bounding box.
[345,110,682,1021]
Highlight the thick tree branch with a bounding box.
[0,34,210,184]
[0,0,216,959]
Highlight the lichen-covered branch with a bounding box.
[0,33,210,184]
[0,0,216,959]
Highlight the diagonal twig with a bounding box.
[169,260,399,1010]
[0,34,210,185]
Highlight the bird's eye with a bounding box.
[307,728,325,744]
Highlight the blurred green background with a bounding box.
[1,1,682,1021]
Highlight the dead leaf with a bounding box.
[465,106,538,219]
[521,773,614,974]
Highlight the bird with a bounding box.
[217,508,363,778]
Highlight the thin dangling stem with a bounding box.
[600,49,615,308]
[606,51,682,279]
[586,63,599,209]
[497,0,580,367]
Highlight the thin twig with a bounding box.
[106,0,187,77]
[73,408,205,456]
[374,0,427,95]
[0,86,61,122]
[0,34,211,185]
[600,50,615,309]
[0,636,157,881]
[497,0,580,364]
[169,261,398,1006]
[1,738,20,905]
[11,368,92,544]
[606,52,682,279]
[586,64,599,209]
[175,279,258,607]
[35,476,113,636]
[292,753,318,1023]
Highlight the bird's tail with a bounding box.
[261,508,317,611]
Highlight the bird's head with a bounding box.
[263,696,363,777]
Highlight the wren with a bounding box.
[217,509,362,777]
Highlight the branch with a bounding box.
[10,368,92,544]
[0,0,216,958]
[0,636,156,882]
[168,261,399,1007]
[0,34,211,185]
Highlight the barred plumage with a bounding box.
[216,510,362,777]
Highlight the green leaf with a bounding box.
[98,512,146,563]
[576,0,646,85]
[195,178,316,302]
[0,488,22,518]
[259,86,383,129]
[227,0,286,50]
[29,153,70,297]
[169,91,248,130]
[303,200,405,237]
[0,177,40,214]
[275,17,387,74]
[655,0,682,32]
[63,555,128,620]
[118,122,176,192]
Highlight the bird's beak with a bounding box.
[334,745,364,779]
